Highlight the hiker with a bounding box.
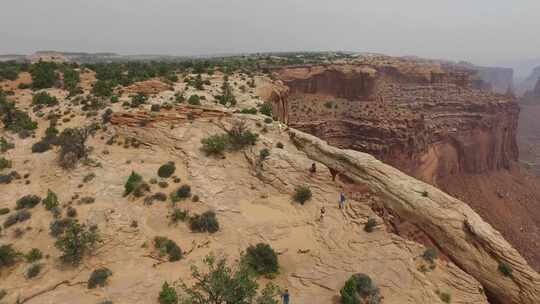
[309,163,317,175]
[319,206,326,221]
[281,289,290,304]
[339,192,346,209]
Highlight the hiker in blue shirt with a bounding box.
[339,192,346,209]
[281,289,290,304]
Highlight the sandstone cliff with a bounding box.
[264,57,540,272]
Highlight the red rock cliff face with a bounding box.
[268,58,540,272]
[271,59,519,185]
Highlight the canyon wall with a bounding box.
[263,56,540,272]
[269,58,519,185]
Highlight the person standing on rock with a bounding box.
[339,192,346,209]
[281,289,290,304]
[319,206,326,222]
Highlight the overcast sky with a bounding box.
[1,0,539,70]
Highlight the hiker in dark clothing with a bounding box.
[281,289,290,304]
[339,192,346,209]
[309,163,317,175]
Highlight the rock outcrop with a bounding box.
[289,129,540,304]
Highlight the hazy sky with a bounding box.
[1,0,539,68]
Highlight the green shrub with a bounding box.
[0,208,9,215]
[189,211,219,233]
[43,189,59,210]
[0,97,37,132]
[227,120,258,150]
[92,80,114,97]
[55,222,99,265]
[30,62,57,89]
[26,263,42,279]
[25,248,43,263]
[340,273,380,304]
[293,186,312,205]
[264,117,273,124]
[240,107,258,114]
[177,254,279,304]
[170,184,191,203]
[15,195,41,210]
[0,244,18,268]
[187,95,201,105]
[57,127,90,169]
[154,237,182,262]
[171,209,189,224]
[201,134,227,156]
[439,291,451,303]
[0,137,15,152]
[158,282,178,304]
[124,171,143,196]
[49,218,74,237]
[158,162,176,178]
[498,261,513,277]
[130,92,148,107]
[259,148,270,161]
[422,248,438,263]
[32,91,58,107]
[88,267,113,289]
[0,157,11,170]
[3,210,31,228]
[32,140,52,153]
[364,218,377,233]
[243,243,279,275]
[259,102,272,116]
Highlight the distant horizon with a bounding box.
[3,49,539,78]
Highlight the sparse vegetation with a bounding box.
[170,184,191,202]
[26,263,42,279]
[292,186,312,205]
[0,244,18,268]
[3,210,31,228]
[498,261,513,277]
[0,157,11,170]
[422,248,438,263]
[242,243,279,276]
[187,95,201,105]
[364,218,377,233]
[55,221,99,265]
[158,161,176,178]
[189,211,219,233]
[124,171,143,196]
[340,273,380,304]
[88,268,113,289]
[30,62,58,89]
[201,134,227,156]
[159,282,178,304]
[43,189,59,210]
[171,209,189,224]
[176,254,279,304]
[32,91,58,107]
[57,127,91,169]
[25,248,43,263]
[15,195,41,210]
[259,148,270,161]
[259,102,273,116]
[154,237,182,262]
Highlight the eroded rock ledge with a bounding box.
[289,128,540,304]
